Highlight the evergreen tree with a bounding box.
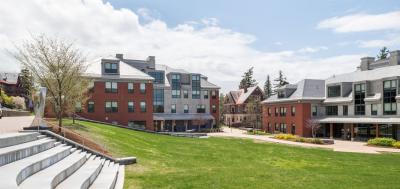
[239,67,256,92]
[273,70,289,93]
[377,47,389,60]
[263,75,272,98]
[19,68,33,98]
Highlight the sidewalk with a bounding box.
[208,127,400,154]
[0,116,34,134]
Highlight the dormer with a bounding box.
[277,84,297,98]
[101,59,119,75]
[326,82,353,98]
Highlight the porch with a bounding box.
[153,113,215,132]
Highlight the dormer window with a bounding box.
[104,62,118,74]
[327,85,341,97]
[277,91,285,98]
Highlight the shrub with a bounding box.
[367,138,396,147]
[392,141,400,149]
[275,134,296,140]
[11,96,26,110]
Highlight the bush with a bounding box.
[392,141,400,149]
[367,138,396,147]
[275,134,296,140]
[11,96,26,110]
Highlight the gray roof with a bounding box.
[326,64,400,84]
[0,73,19,84]
[153,113,215,121]
[262,79,325,104]
[317,117,400,124]
[226,86,262,104]
[85,57,154,81]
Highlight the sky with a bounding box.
[0,0,399,93]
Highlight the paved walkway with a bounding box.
[0,116,35,134]
[208,127,400,154]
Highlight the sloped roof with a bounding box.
[326,65,400,84]
[262,79,325,104]
[84,57,154,80]
[201,78,220,89]
[227,86,263,105]
[0,73,19,85]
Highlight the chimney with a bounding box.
[116,54,123,60]
[389,50,400,66]
[147,56,155,69]
[360,57,375,71]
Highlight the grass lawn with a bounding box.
[63,120,400,189]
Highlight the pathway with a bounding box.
[0,116,34,134]
[208,127,400,154]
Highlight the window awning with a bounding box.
[153,113,215,121]
[317,117,400,124]
[364,93,381,102]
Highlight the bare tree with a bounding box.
[12,35,88,127]
[305,119,321,138]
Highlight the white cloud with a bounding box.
[317,11,400,33]
[359,35,400,48]
[0,0,364,93]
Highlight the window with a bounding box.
[343,105,348,116]
[128,83,134,93]
[268,108,271,116]
[326,106,338,116]
[312,106,317,116]
[183,90,189,98]
[212,105,217,113]
[277,91,285,98]
[140,102,146,112]
[371,104,378,115]
[140,83,146,94]
[148,71,164,84]
[211,91,217,99]
[105,82,118,93]
[153,89,164,113]
[354,83,366,115]
[291,106,296,116]
[184,104,189,113]
[280,123,287,133]
[87,101,94,113]
[88,81,94,92]
[291,124,296,135]
[327,85,341,97]
[275,107,279,116]
[105,101,118,113]
[171,74,181,98]
[280,107,287,116]
[192,75,201,99]
[197,104,206,113]
[104,62,118,73]
[171,104,176,113]
[203,90,209,99]
[383,80,397,115]
[275,123,279,131]
[75,102,82,113]
[128,121,146,130]
[128,101,134,112]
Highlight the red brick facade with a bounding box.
[210,90,220,125]
[262,102,312,137]
[78,81,154,130]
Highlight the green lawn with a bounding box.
[65,120,400,189]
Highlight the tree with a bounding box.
[305,119,321,138]
[377,47,389,60]
[12,35,88,128]
[19,68,34,110]
[219,93,225,125]
[263,75,272,98]
[273,70,289,93]
[239,67,256,92]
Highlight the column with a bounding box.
[172,120,176,132]
[161,120,164,132]
[351,124,354,141]
[330,123,333,139]
[375,124,379,138]
[185,120,188,132]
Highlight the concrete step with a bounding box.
[0,145,72,188]
[89,161,120,189]
[56,156,105,189]
[19,150,88,189]
[0,138,55,167]
[0,132,40,148]
[37,135,47,140]
[114,165,125,189]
